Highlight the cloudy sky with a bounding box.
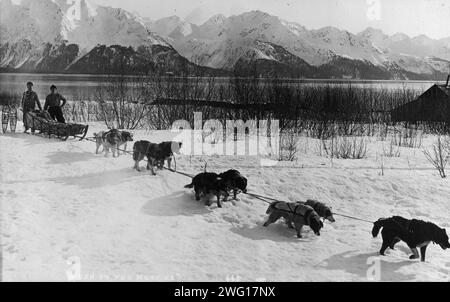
[10,0,450,39]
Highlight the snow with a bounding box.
[2,2,449,75]
[0,0,168,55]
[159,10,450,72]
[1,122,450,281]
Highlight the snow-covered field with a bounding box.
[1,122,450,282]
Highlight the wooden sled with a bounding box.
[24,110,89,141]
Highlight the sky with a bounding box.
[10,0,450,39]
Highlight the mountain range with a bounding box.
[1,0,449,79]
[147,11,450,80]
[0,0,223,75]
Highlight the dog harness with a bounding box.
[303,208,314,225]
[283,203,313,222]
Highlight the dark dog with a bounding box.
[95,129,133,157]
[303,200,335,223]
[159,141,182,171]
[184,172,230,208]
[133,140,164,175]
[219,170,248,200]
[372,216,450,262]
[263,201,323,238]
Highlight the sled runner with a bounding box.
[1,106,9,133]
[23,110,89,141]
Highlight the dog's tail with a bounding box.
[373,217,409,239]
[372,219,385,238]
[184,183,194,189]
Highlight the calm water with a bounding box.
[0,72,441,101]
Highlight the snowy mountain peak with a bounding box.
[150,16,185,38]
[161,10,449,78]
[358,27,387,40]
[244,10,272,18]
[0,0,168,51]
[391,33,410,41]
[204,14,226,25]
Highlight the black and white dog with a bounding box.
[94,129,133,157]
[372,216,450,261]
[133,141,182,175]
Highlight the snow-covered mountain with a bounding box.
[149,10,450,79]
[145,16,195,41]
[0,0,220,75]
[1,1,448,79]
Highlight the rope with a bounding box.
[245,193,273,205]
[245,192,374,223]
[84,135,375,224]
[332,212,374,224]
[85,136,195,178]
[244,192,285,203]
[163,167,195,179]
[85,137,135,156]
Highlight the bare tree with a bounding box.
[95,74,152,130]
[279,129,300,161]
[423,136,449,178]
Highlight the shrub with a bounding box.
[323,136,368,159]
[382,140,401,157]
[279,129,300,161]
[423,136,449,178]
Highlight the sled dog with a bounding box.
[372,216,450,261]
[219,170,248,200]
[185,172,230,208]
[94,130,133,157]
[264,201,323,238]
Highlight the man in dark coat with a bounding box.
[44,85,67,123]
[21,81,42,133]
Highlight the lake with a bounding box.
[0,72,442,101]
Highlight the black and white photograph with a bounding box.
[0,0,450,285]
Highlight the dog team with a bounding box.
[93,128,450,262]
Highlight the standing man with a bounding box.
[22,81,42,133]
[44,85,67,123]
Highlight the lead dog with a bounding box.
[185,172,230,208]
[303,200,335,223]
[219,170,248,200]
[94,130,133,157]
[372,216,450,262]
[264,201,323,238]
